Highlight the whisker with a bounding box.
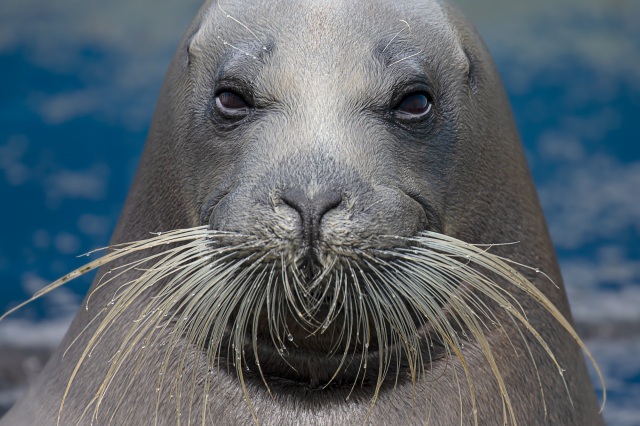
[0,226,605,425]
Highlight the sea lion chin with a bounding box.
[1,0,605,425]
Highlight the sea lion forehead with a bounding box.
[191,0,464,69]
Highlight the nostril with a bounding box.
[281,188,342,247]
[312,190,343,220]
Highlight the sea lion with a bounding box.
[1,0,604,425]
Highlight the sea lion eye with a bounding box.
[396,93,432,118]
[216,91,250,113]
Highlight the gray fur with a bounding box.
[1,0,603,425]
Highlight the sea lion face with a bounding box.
[158,0,497,381]
[184,0,475,260]
[146,0,448,377]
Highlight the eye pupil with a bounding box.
[217,92,248,111]
[397,93,431,117]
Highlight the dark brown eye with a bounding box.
[216,91,249,112]
[396,93,432,118]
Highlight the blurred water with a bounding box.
[0,0,638,423]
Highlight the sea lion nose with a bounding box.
[281,188,342,247]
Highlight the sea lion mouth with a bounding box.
[229,308,450,391]
[235,333,447,391]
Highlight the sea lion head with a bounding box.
[121,0,546,377]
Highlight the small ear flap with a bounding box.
[181,25,203,71]
[463,48,479,93]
